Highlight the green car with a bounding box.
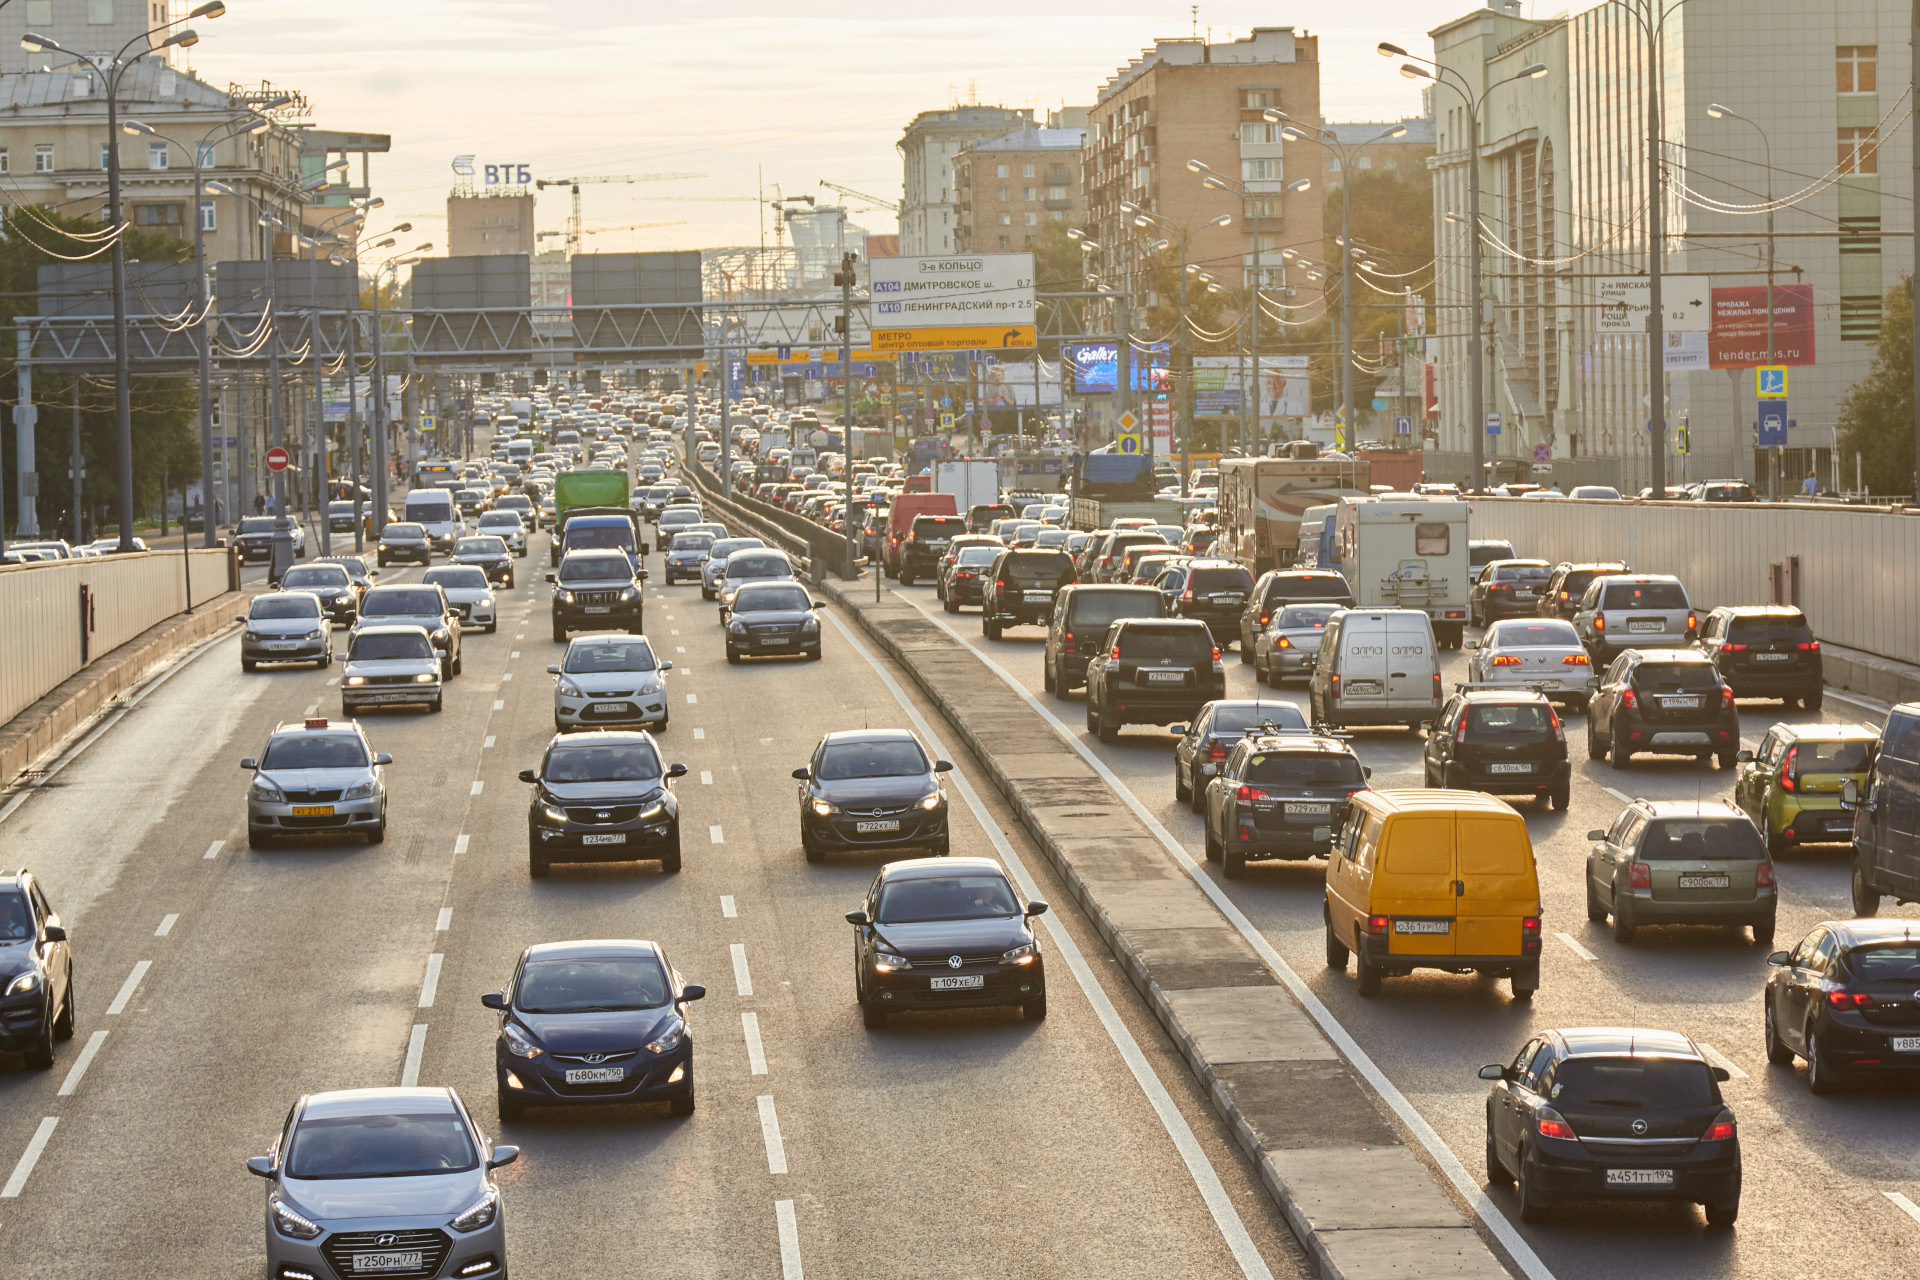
[1733,722,1878,855]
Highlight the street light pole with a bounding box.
[1707,103,1775,489]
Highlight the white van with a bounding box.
[402,488,462,553]
[1307,607,1441,732]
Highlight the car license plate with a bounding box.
[756,637,790,646]
[583,605,611,614]
[1628,620,1665,633]
[1661,696,1702,710]
[1024,591,1051,602]
[587,703,627,716]
[564,1066,626,1083]
[1286,803,1332,817]
[267,641,300,650]
[1606,1169,1674,1186]
[1145,670,1185,683]
[1347,680,1382,695]
[1892,1037,1920,1053]
[580,833,627,846]
[352,1253,425,1273]
[1753,652,1791,662]
[930,974,983,990]
[1488,763,1532,774]
[291,805,334,817]
[1394,919,1450,935]
[856,819,900,833]
[1678,873,1729,889]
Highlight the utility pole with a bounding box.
[1114,293,1131,442]
[70,380,82,543]
[835,250,858,573]
[1178,239,1191,498]
[1912,0,1920,500]
[1646,14,1669,498]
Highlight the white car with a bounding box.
[1465,617,1593,708]
[423,566,498,634]
[549,633,673,731]
[476,509,528,557]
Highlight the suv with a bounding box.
[967,502,1015,533]
[981,548,1075,638]
[1734,722,1878,854]
[0,870,74,1070]
[1422,690,1570,809]
[521,730,687,876]
[1236,570,1354,661]
[1044,584,1166,698]
[899,514,968,585]
[1839,702,1920,916]
[549,550,645,643]
[1470,559,1553,627]
[1168,559,1255,646]
[1586,649,1738,769]
[1694,605,1824,709]
[242,717,392,847]
[1202,733,1368,876]
[1573,574,1696,664]
[1583,799,1776,945]
[1536,561,1628,620]
[1083,618,1223,743]
[356,583,462,677]
[1091,531,1171,583]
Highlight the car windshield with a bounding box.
[383,524,425,539]
[261,732,369,770]
[1847,944,1920,982]
[875,874,1021,924]
[1271,575,1348,600]
[1118,625,1212,661]
[424,568,490,592]
[1489,621,1581,647]
[564,641,657,673]
[1276,604,1339,630]
[479,514,521,529]
[1470,543,1515,567]
[567,526,634,551]
[515,956,670,1013]
[817,739,928,780]
[709,539,762,559]
[287,1111,477,1180]
[1640,820,1765,862]
[1244,752,1365,787]
[1209,704,1308,734]
[1793,739,1874,773]
[544,741,662,782]
[736,585,810,612]
[1726,617,1814,644]
[1467,703,1554,738]
[352,632,433,661]
[251,595,321,620]
[671,534,715,552]
[403,500,451,523]
[363,589,441,617]
[1550,1058,1713,1109]
[0,890,29,939]
[238,518,275,534]
[560,557,630,583]
[1603,581,1688,610]
[728,557,789,579]
[280,567,349,591]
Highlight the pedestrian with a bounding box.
[252,492,265,516]
[1801,469,1818,498]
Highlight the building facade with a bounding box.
[954,121,1086,253]
[1324,116,1436,182]
[446,190,534,258]
[0,0,185,73]
[896,104,1033,256]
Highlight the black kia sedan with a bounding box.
[846,856,1048,1027]
[1764,919,1920,1094]
[521,731,687,877]
[795,729,951,862]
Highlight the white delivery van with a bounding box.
[1308,607,1441,732]
[402,488,462,553]
[1333,496,1471,649]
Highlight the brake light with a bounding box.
[1258,612,1270,626]
[1563,654,1589,666]
[1687,612,1697,632]
[1275,636,1292,649]
[1491,655,1522,667]
[1594,613,1606,631]
[1331,673,1341,699]
[1622,687,1637,710]
[1800,640,1820,651]
[1559,590,1570,601]
[1434,672,1443,699]
[1236,785,1268,802]
[1208,743,1227,761]
[1111,646,1121,660]
[1455,717,1469,745]
[1548,708,1565,743]
[1536,1109,1576,1141]
[1522,915,1542,953]
[1365,915,1389,935]
[1064,631,1074,642]
[1629,861,1651,890]
[1780,746,1798,792]
[1756,860,1775,888]
[955,571,975,580]
[1182,587,1194,602]
[1722,642,1748,652]
[1212,647,1222,663]
[1827,989,1873,1009]
[1722,686,1735,710]
[1490,583,1511,593]
[1702,1116,1736,1142]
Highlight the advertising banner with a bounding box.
[1062,340,1169,393]
[1709,284,1815,369]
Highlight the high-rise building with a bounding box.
[446,190,534,258]
[897,104,1034,255]
[954,119,1086,254]
[0,0,188,72]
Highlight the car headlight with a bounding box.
[645,1014,685,1055]
[502,1021,543,1059]
[5,971,41,997]
[801,616,819,632]
[811,798,836,817]
[729,620,748,635]
[638,798,668,820]
[557,590,576,604]
[413,672,437,684]
[636,678,663,695]
[919,790,944,811]
[307,629,326,640]
[556,678,583,697]
[272,1198,323,1240]
[250,777,287,803]
[874,950,911,972]
[340,779,380,802]
[1001,941,1037,966]
[540,801,568,824]
[619,585,640,600]
[243,630,262,642]
[448,1186,499,1234]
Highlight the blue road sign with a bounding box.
[1486,411,1502,436]
[775,345,791,360]
[1757,400,1789,447]
[1394,416,1412,436]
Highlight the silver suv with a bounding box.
[356,583,462,677]
[243,718,391,846]
[1572,573,1696,665]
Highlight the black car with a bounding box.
[940,544,1002,612]
[277,562,359,626]
[1694,605,1823,709]
[1470,559,1553,627]
[453,535,515,587]
[0,871,73,1070]
[1044,584,1167,698]
[549,550,646,643]
[312,554,377,604]
[1586,649,1740,769]
[1536,561,1628,620]
[1203,734,1368,876]
[725,580,822,662]
[376,521,433,567]
[980,548,1075,638]
[900,514,968,584]
[1235,570,1354,661]
[234,515,307,565]
[795,729,951,862]
[1171,698,1309,811]
[1168,559,1255,647]
[1423,690,1571,809]
[484,939,705,1120]
[520,731,687,877]
[846,856,1048,1027]
[1480,1027,1739,1225]
[1084,618,1224,742]
[1765,919,1920,1094]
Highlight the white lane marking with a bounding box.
[700,770,713,785]
[681,667,692,676]
[757,1095,788,1174]
[709,824,724,844]
[1697,1041,1749,1080]
[730,943,753,997]
[303,703,318,716]
[418,954,444,1008]
[677,646,687,653]
[501,672,513,682]
[105,960,151,1015]
[1886,1191,1920,1227]
[493,699,505,711]
[876,595,1551,1280]
[825,609,1276,1280]
[436,908,453,932]
[202,839,223,860]
[155,914,178,938]
[511,650,520,658]
[720,894,737,918]
[1602,786,1633,804]
[470,780,485,795]
[401,1024,428,1087]
[1555,932,1597,961]
[455,834,470,855]
[693,728,705,740]
[775,1199,803,1279]
[1,1118,58,1198]
[686,693,698,704]
[57,1030,108,1097]
[743,1011,767,1075]
[671,629,680,636]
[667,614,675,620]
[326,677,340,687]
[484,735,496,749]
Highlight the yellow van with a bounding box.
[1324,789,1542,1000]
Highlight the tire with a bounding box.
[318,650,332,669]
[496,1094,524,1124]
[669,1086,696,1117]
[430,696,443,713]
[1764,997,1795,1065]
[1852,860,1883,917]
[22,1015,53,1070]
[1718,748,1738,771]
[1516,1146,1553,1223]
[802,836,823,865]
[1096,705,1118,744]
[1751,915,1776,947]
[1204,822,1222,864]
[377,554,388,568]
[1238,638,1252,665]
[367,817,386,845]
[1803,688,1824,712]
[984,616,1002,641]
[1223,849,1247,879]
[52,976,74,1041]
[1586,876,1606,924]
[1187,769,1205,814]
[1585,717,1604,761]
[1485,1124,1514,1186]
[1704,1200,1739,1227]
[1510,965,1538,1000]
[1043,661,1055,692]
[529,851,550,879]
[552,623,566,644]
[1610,723,1631,768]
[1022,990,1048,1021]
[1806,1027,1840,1095]
[247,826,269,850]
[1567,695,1590,715]
[1355,950,1382,997]
[450,651,463,677]
[1325,916,1350,968]
[861,997,888,1029]
[929,835,950,857]
[485,622,497,634]
[943,592,958,614]
[1550,782,1570,811]
[1052,660,1072,701]
[899,569,913,587]
[1612,900,1636,944]
[726,648,741,665]
[241,658,257,673]
[659,830,682,873]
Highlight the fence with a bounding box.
[0,548,233,727]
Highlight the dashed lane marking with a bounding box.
[511,650,520,658]
[1697,1041,1749,1080]
[720,894,737,918]
[775,1199,804,1280]
[418,954,444,1008]
[687,693,698,704]
[155,914,177,937]
[1555,932,1597,961]
[470,781,485,796]
[742,1011,767,1075]
[484,736,496,749]
[56,1031,107,1097]
[105,961,151,1015]
[730,943,753,997]
[436,908,453,932]
[501,673,512,682]
[203,840,223,860]
[709,824,724,843]
[493,700,505,711]
[693,728,705,740]
[401,1024,428,1087]
[0,1118,57,1198]
[700,771,713,785]
[455,834,470,855]
[757,1095,788,1174]
[1602,786,1633,804]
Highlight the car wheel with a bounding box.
[1851,860,1882,917]
[451,651,464,677]
[861,997,887,1029]
[1610,723,1631,768]
[52,975,75,1041]
[1550,782,1570,811]
[1803,689,1824,712]
[367,817,386,845]
[1764,997,1795,1065]
[1238,638,1252,665]
[377,555,388,567]
[1566,695,1589,715]
[1751,915,1776,947]
[806,646,821,661]
[1586,876,1606,924]
[247,826,269,850]
[1704,1199,1739,1227]
[1188,769,1205,814]
[1516,1145,1553,1223]
[528,851,550,879]
[659,829,682,874]
[985,616,1002,641]
[318,649,331,668]
[1096,705,1119,744]
[1203,822,1222,864]
[943,592,958,614]
[1052,660,1072,701]
[430,696,443,713]
[497,1093,524,1123]
[1355,949,1382,997]
[899,569,913,586]
[1043,661,1055,692]
[1718,748,1738,771]
[669,1084,696,1117]
[1223,849,1247,878]
[1324,915,1349,968]
[930,835,950,857]
[1022,989,1048,1020]
[1585,717,1603,760]
[1510,965,1538,1000]
[1806,1026,1840,1095]
[726,647,741,665]
[241,658,257,673]
[1485,1123,1513,1186]
[1611,900,1636,944]
[23,1014,54,1069]
[552,623,566,643]
[803,835,823,865]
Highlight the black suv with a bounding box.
[900,514,968,584]
[1586,649,1740,769]
[1044,584,1165,697]
[549,549,647,643]
[521,730,687,877]
[1084,618,1224,742]
[1202,733,1368,876]
[1694,605,1823,709]
[0,870,73,1070]
[1423,690,1570,809]
[1235,570,1354,661]
[1536,561,1628,620]
[1168,559,1256,647]
[981,548,1075,639]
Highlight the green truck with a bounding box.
[553,469,630,523]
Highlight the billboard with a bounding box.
[1709,284,1815,369]
[1192,355,1310,417]
[1063,340,1170,393]
[869,253,1035,351]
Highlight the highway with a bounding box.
[0,525,1307,1279]
[876,573,1920,1280]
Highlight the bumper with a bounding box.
[553,603,645,632]
[1724,663,1822,696]
[1231,821,1339,859]
[343,683,440,709]
[1448,759,1571,794]
[1775,803,1856,845]
[1528,1138,1740,1205]
[1105,693,1216,726]
[1474,671,1589,696]
[866,959,1045,1011]
[0,994,49,1049]
[498,1040,692,1108]
[530,815,677,860]
[265,1215,506,1280]
[726,628,819,656]
[803,807,947,851]
[1325,701,1441,726]
[1619,720,1739,753]
[1359,935,1540,978]
[1481,596,1542,620]
[947,580,986,605]
[663,560,707,583]
[242,636,329,662]
[987,594,1053,625]
[1620,890,1774,925]
[554,692,669,728]
[378,546,434,563]
[249,796,383,834]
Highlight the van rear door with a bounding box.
[1385,613,1436,709]
[1338,616,1390,708]
[1454,811,1537,957]
[1376,813,1456,956]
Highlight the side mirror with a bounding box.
[1586,676,1601,690]
[661,660,674,671]
[1477,1064,1508,1081]
[813,600,826,609]
[240,757,258,770]
[546,664,560,675]
[845,909,870,926]
[1736,750,1754,763]
[792,767,811,781]
[1169,725,1188,738]
[518,768,537,784]
[1026,900,1049,917]
[934,760,954,773]
[1709,1066,1732,1083]
[1464,640,1478,649]
[666,763,689,780]
[487,1144,520,1169]
[638,570,650,580]
[680,983,707,1002]
[1842,778,1861,809]
[480,992,507,1010]
[235,614,247,624]
[246,1155,276,1179]
[1587,828,1609,842]
[373,752,393,766]
[41,925,66,944]
[544,572,556,582]
[1767,950,1791,966]
[1363,766,1373,779]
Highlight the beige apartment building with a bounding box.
[896,103,1034,256]
[954,116,1086,253]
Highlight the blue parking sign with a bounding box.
[1757,400,1789,447]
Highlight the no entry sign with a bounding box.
[265,447,290,472]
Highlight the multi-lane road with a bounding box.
[0,526,1308,1279]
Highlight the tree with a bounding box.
[1836,275,1914,494]
[1029,219,1084,358]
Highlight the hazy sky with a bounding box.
[185,0,1465,258]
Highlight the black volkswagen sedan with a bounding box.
[484,939,705,1121]
[846,857,1048,1027]
[795,729,950,862]
[521,731,687,877]
[1765,919,1920,1094]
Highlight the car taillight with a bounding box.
[1629,861,1651,890]
[1721,686,1735,710]
[1236,785,1268,802]
[1563,653,1589,666]
[1275,636,1292,649]
[1594,612,1606,631]
[1182,587,1194,602]
[1365,914,1389,935]
[1111,646,1121,660]
[1491,655,1522,667]
[1455,718,1469,745]
[1559,590,1570,601]
[1756,860,1775,888]
[955,571,974,580]
[1722,642,1747,652]
[1064,631,1074,642]
[1687,612,1697,631]
[1208,743,1227,760]
[1622,687,1637,710]
[1522,916,1542,952]
[1433,672,1443,699]
[1800,640,1820,651]
[1258,612,1270,626]
[1548,709,1565,743]
[1779,746,1798,792]
[1331,673,1341,699]
[1212,647,1222,663]
[1536,1109,1576,1141]
[1827,989,1873,1008]
[1490,583,1511,593]
[1702,1114,1736,1142]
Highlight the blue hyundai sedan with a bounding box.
[482,939,705,1122]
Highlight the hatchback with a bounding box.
[240,592,332,671]
[549,634,673,731]
[1733,722,1877,854]
[1171,699,1310,810]
[1584,800,1776,944]
[1586,649,1738,769]
[1694,605,1823,709]
[1252,602,1341,687]
[1765,919,1920,1093]
[1470,559,1553,626]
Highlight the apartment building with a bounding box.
[896,103,1034,256]
[954,118,1086,253]
[447,190,534,257]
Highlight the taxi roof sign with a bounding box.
[304,718,330,729]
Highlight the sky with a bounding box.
[182,0,1468,260]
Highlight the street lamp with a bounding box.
[1129,206,1231,494]
[1706,101,1777,491]
[367,244,434,535]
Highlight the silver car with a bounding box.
[242,718,390,846]
[356,584,462,678]
[240,592,333,672]
[549,633,674,730]
[1466,617,1594,707]
[342,625,444,715]
[248,1087,514,1280]
[1572,573,1697,665]
[476,509,528,557]
[1252,602,1340,687]
[424,566,499,634]
[700,537,765,599]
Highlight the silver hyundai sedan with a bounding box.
[249,1086,514,1280]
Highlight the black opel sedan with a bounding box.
[1765,919,1920,1094]
[484,939,705,1121]
[521,731,687,877]
[795,729,951,862]
[846,857,1047,1027]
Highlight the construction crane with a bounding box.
[535,219,686,244]
[533,173,704,254]
[819,180,897,213]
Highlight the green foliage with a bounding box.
[1030,219,1085,357]
[1836,275,1914,494]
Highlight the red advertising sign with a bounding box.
[1709,284,1815,369]
[265,446,290,472]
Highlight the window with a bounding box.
[24,0,50,23]
[1355,156,1372,170]
[1241,158,1280,181]
[1024,211,1038,226]
[1841,294,1884,342]
[1838,45,1877,93]
[34,144,52,173]
[1839,127,1879,174]
[998,188,1009,202]
[87,0,112,22]
[1018,163,1032,178]
[1240,89,1275,110]
[998,212,1011,226]
[199,199,215,232]
[100,143,110,171]
[1023,187,1035,201]
[995,163,1009,179]
[196,141,215,169]
[148,142,168,170]
[997,235,1010,249]
[1047,185,1067,201]
[1385,158,1398,171]
[1241,122,1283,144]
[134,203,182,226]
[0,149,8,175]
